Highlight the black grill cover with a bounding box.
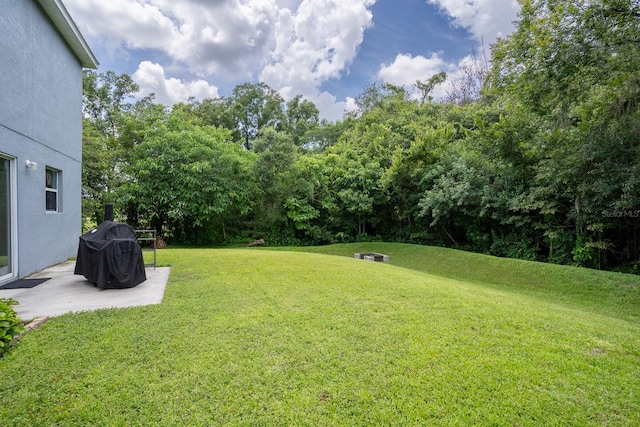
[74,220,147,289]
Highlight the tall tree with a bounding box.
[284,95,320,148]
[81,118,111,227]
[121,108,257,242]
[488,0,640,267]
[415,71,447,105]
[252,128,299,240]
[82,70,140,139]
[445,46,489,105]
[229,82,285,150]
[191,97,238,140]
[81,71,142,226]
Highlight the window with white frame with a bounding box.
[45,167,60,212]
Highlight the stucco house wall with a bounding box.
[0,0,97,281]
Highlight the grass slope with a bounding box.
[287,242,640,323]
[1,246,639,426]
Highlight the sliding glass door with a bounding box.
[0,157,12,278]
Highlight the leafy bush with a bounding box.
[490,233,539,261]
[0,298,24,357]
[544,229,575,265]
[301,225,334,246]
[572,236,609,269]
[264,225,301,247]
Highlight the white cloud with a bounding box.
[274,0,303,10]
[377,53,486,101]
[66,0,280,77]
[66,0,375,82]
[132,61,220,105]
[377,1,520,102]
[162,0,280,76]
[378,53,453,87]
[260,0,375,119]
[65,0,376,120]
[426,0,519,43]
[64,0,179,50]
[312,92,357,122]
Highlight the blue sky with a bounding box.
[320,0,474,100]
[64,0,520,121]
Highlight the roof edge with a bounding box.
[36,0,99,69]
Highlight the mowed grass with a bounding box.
[287,242,640,324]
[1,245,639,426]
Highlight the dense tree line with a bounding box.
[82,0,640,272]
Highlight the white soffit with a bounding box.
[37,0,99,69]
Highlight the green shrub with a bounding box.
[544,229,575,265]
[0,298,24,357]
[490,233,539,261]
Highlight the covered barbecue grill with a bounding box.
[74,220,146,289]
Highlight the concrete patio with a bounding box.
[0,260,171,320]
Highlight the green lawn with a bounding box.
[1,244,639,426]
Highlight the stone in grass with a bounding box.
[354,252,390,262]
[10,316,49,347]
